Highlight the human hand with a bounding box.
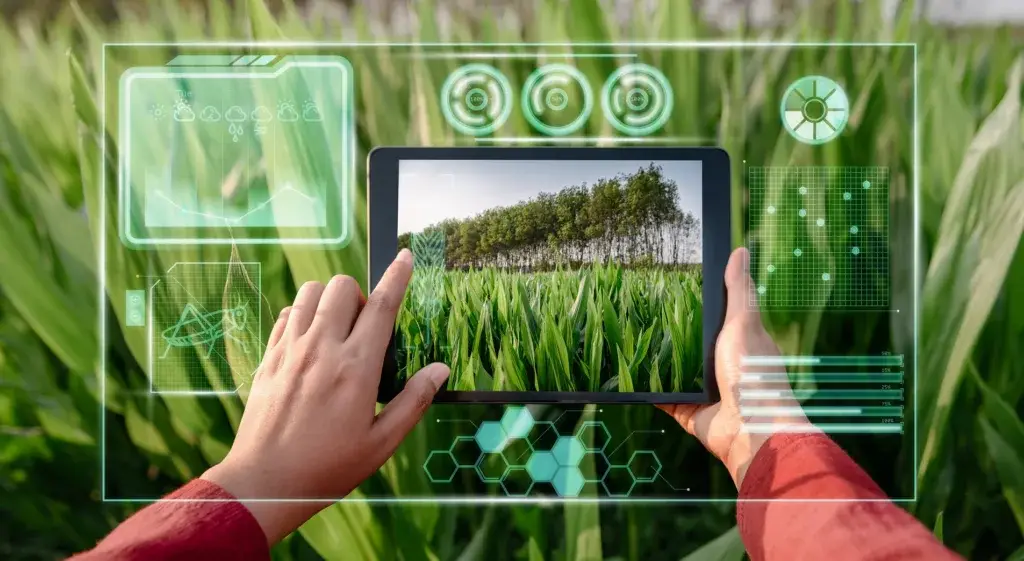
[201,249,450,544]
[658,247,811,488]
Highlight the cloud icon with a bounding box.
[302,101,323,122]
[225,106,247,123]
[199,106,221,122]
[277,102,299,122]
[251,106,273,122]
[173,104,195,122]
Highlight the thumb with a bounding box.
[724,247,760,324]
[370,363,450,457]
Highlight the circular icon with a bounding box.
[601,64,673,136]
[440,64,513,137]
[521,64,593,136]
[780,76,849,145]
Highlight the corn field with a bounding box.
[1,0,1024,560]
[397,266,704,393]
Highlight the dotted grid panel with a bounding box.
[748,166,889,310]
[150,262,262,391]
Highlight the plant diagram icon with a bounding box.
[780,75,850,145]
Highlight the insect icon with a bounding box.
[160,302,251,358]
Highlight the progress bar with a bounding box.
[740,406,903,417]
[741,423,903,434]
[740,355,904,367]
[741,372,903,383]
[739,389,903,401]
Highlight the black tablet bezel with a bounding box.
[368,146,730,404]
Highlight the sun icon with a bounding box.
[780,75,849,145]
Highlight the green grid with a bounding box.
[149,262,262,392]
[748,166,889,309]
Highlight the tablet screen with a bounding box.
[395,159,704,394]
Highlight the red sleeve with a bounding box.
[736,433,963,561]
[69,479,269,561]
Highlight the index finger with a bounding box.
[346,249,414,367]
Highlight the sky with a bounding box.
[397,159,702,233]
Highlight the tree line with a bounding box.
[399,164,701,270]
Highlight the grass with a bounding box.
[398,265,703,393]
[0,0,1023,560]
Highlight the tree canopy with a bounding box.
[399,164,701,270]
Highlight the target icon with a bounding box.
[440,64,513,137]
[521,64,593,136]
[601,64,673,136]
[780,76,849,145]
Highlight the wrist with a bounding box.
[724,417,813,488]
[201,462,323,545]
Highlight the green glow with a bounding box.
[521,63,594,136]
[740,389,903,401]
[779,75,849,145]
[440,63,512,136]
[118,55,354,246]
[600,63,673,136]
[741,354,904,367]
[125,290,145,327]
[148,262,262,393]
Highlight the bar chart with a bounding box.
[739,354,904,434]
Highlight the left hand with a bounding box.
[202,249,450,544]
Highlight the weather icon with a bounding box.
[780,75,849,145]
[199,106,221,122]
[251,106,272,122]
[225,106,247,123]
[173,101,195,122]
[277,101,299,122]
[302,100,323,122]
[148,103,167,120]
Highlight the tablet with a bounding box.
[369,147,729,404]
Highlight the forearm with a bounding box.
[736,433,962,561]
[69,479,269,561]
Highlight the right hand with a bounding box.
[658,247,811,488]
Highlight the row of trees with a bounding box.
[399,164,702,270]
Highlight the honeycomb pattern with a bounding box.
[423,405,665,497]
[474,420,508,453]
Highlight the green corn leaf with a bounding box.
[679,526,746,561]
[617,353,633,393]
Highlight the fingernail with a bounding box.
[397,248,413,264]
[428,363,450,388]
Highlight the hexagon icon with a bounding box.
[423,450,458,483]
[551,435,586,466]
[501,466,535,497]
[525,450,559,482]
[449,435,481,468]
[580,451,610,483]
[500,406,535,439]
[474,420,508,453]
[627,450,663,483]
[551,466,586,497]
[500,437,534,468]
[600,465,637,497]
[575,421,612,452]
[474,452,511,483]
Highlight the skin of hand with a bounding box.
[658,247,812,488]
[201,249,450,545]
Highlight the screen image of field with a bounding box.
[397,160,703,393]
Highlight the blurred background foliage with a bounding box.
[1,0,1023,559]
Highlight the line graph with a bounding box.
[147,179,326,228]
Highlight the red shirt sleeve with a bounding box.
[69,479,269,561]
[736,433,963,561]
